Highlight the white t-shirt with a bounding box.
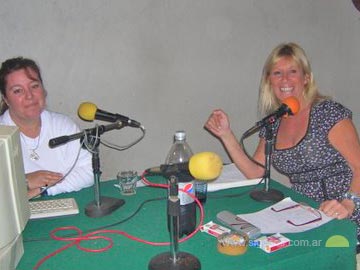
[0,110,93,195]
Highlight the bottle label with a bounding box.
[178,182,195,205]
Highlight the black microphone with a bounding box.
[146,163,193,181]
[146,152,223,180]
[243,96,300,137]
[49,122,123,148]
[160,162,193,181]
[78,102,141,128]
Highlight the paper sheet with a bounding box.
[207,163,262,192]
[238,197,333,234]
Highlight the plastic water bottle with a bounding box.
[165,131,196,237]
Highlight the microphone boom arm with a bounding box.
[49,121,124,148]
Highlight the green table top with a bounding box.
[18,176,357,270]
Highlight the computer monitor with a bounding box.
[0,125,30,269]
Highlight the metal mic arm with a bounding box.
[82,122,125,218]
[263,125,274,192]
[48,121,123,148]
[250,124,284,203]
[168,176,180,262]
[148,175,201,270]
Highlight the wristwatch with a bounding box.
[343,191,360,209]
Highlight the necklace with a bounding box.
[21,133,41,161]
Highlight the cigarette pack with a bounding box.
[257,233,290,253]
[200,221,231,237]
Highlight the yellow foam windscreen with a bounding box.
[78,102,97,121]
[189,152,223,180]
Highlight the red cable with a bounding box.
[33,171,205,270]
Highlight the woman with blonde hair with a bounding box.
[205,42,360,250]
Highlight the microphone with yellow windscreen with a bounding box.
[156,151,223,181]
[78,102,98,121]
[189,152,223,180]
[78,102,142,128]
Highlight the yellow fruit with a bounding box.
[189,152,223,180]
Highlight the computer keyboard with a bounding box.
[29,198,79,219]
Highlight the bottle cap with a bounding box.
[175,130,186,141]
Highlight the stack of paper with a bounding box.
[238,197,333,233]
[207,163,262,192]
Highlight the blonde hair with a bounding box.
[258,42,326,116]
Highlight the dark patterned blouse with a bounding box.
[260,99,360,239]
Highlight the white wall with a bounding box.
[1,0,360,182]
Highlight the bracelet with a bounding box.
[343,191,360,209]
